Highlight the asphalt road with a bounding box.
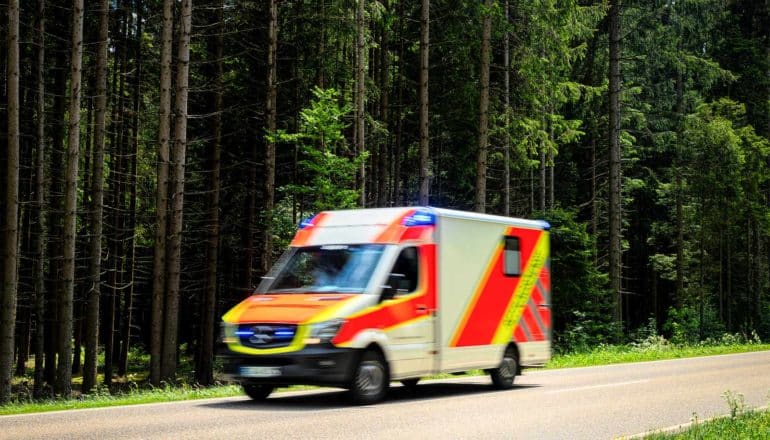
[2,351,769,439]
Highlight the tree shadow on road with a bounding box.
[198,381,540,412]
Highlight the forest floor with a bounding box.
[2,341,770,416]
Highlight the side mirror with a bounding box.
[381,273,405,302]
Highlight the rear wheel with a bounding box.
[243,384,275,400]
[349,350,389,404]
[489,346,518,390]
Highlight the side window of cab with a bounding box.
[389,246,419,295]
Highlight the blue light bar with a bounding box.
[536,220,551,231]
[299,214,318,229]
[235,330,253,337]
[402,210,436,227]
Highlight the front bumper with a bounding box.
[218,344,359,388]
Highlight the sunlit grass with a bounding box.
[643,410,770,439]
[546,343,770,369]
[643,391,770,439]
[0,384,243,416]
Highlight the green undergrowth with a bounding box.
[546,335,770,369]
[643,392,770,439]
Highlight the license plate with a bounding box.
[240,366,281,378]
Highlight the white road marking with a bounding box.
[546,379,650,394]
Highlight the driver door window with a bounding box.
[390,246,419,295]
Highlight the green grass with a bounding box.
[0,384,244,416]
[643,391,770,440]
[546,342,770,369]
[644,410,770,439]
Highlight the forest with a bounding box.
[0,0,769,403]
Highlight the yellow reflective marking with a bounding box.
[492,232,549,344]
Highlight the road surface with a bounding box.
[2,351,769,439]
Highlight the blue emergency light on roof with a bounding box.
[402,209,436,227]
[299,215,318,229]
[536,220,551,231]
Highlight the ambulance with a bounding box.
[218,207,551,404]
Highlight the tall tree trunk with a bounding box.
[161,0,192,382]
[32,0,47,399]
[418,0,430,206]
[57,0,85,397]
[674,64,685,307]
[197,0,224,386]
[503,0,510,217]
[608,0,623,327]
[118,0,142,377]
[474,0,492,213]
[356,0,367,206]
[105,1,130,387]
[378,0,391,208]
[393,0,405,205]
[263,0,278,271]
[150,0,174,387]
[539,147,546,212]
[548,123,555,210]
[1,0,21,404]
[83,0,110,393]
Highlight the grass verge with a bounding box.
[642,391,770,439]
[0,385,243,416]
[643,409,770,439]
[546,343,770,369]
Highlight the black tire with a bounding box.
[400,378,420,389]
[243,384,275,401]
[489,346,518,390]
[349,350,389,405]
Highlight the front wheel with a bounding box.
[243,384,275,400]
[488,347,518,390]
[349,350,389,405]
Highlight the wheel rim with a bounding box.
[499,356,516,381]
[356,360,384,395]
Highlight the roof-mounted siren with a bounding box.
[402,209,436,227]
[536,220,551,231]
[299,214,319,230]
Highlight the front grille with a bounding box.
[236,324,297,349]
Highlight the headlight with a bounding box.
[220,322,237,344]
[304,319,345,345]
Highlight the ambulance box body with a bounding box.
[218,207,551,403]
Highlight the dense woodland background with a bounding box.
[0,0,769,402]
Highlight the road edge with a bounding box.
[620,404,769,439]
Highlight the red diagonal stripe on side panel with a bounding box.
[452,227,543,347]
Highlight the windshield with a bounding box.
[264,244,386,293]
